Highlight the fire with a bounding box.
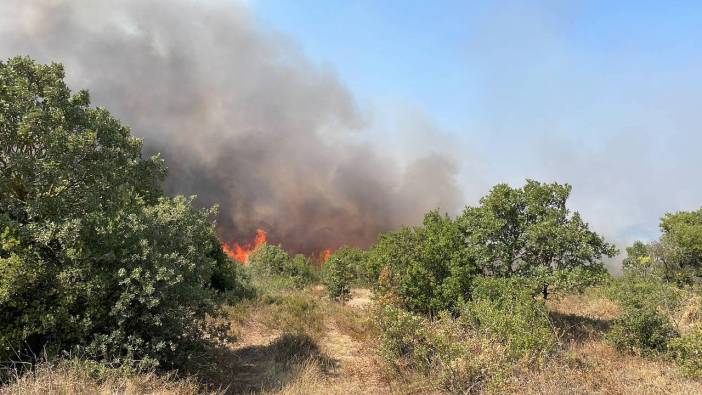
[320,248,332,265]
[221,228,267,265]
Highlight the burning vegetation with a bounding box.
[221,229,334,266]
[221,228,268,265]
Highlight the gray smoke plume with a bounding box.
[0,0,463,253]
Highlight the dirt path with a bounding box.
[222,288,407,394]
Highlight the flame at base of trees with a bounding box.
[221,228,335,267]
[221,228,267,265]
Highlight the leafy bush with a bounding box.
[604,275,680,355]
[464,277,556,361]
[210,255,257,303]
[322,247,365,300]
[605,275,682,313]
[248,244,315,289]
[249,243,290,277]
[287,254,317,288]
[607,307,677,355]
[260,293,323,337]
[669,328,702,378]
[376,305,432,369]
[623,208,702,284]
[660,208,702,281]
[368,210,478,314]
[0,57,246,369]
[367,181,616,315]
[376,305,510,393]
[622,240,656,277]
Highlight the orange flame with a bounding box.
[221,228,267,265]
[320,248,332,266]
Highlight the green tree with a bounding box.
[660,208,702,281]
[623,208,702,284]
[458,180,616,298]
[0,57,244,368]
[623,240,652,275]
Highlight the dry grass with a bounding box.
[675,291,702,333]
[3,286,701,394]
[210,287,404,394]
[500,290,702,394]
[501,341,702,394]
[0,361,205,395]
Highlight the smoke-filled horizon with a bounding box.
[0,0,464,253]
[3,1,702,269]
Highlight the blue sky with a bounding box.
[252,1,702,135]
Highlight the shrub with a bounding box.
[607,307,677,355]
[623,208,702,284]
[376,305,432,370]
[368,180,618,315]
[605,274,685,315]
[322,247,365,300]
[286,254,316,288]
[210,255,257,303]
[660,208,702,282]
[249,245,315,289]
[669,328,702,378]
[603,275,691,356]
[260,293,323,337]
[428,315,511,393]
[368,210,478,314]
[0,57,245,369]
[376,305,510,393]
[463,277,556,361]
[249,243,290,277]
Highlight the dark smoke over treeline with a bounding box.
[0,0,463,253]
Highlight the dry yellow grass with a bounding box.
[500,291,702,394]
[501,340,702,394]
[0,362,205,395]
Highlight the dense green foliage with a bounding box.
[464,277,555,360]
[376,305,431,370]
[669,328,702,378]
[459,180,617,297]
[622,240,652,275]
[287,254,317,288]
[608,308,678,355]
[661,209,702,275]
[368,181,614,315]
[624,208,702,284]
[605,276,680,355]
[0,57,248,368]
[248,244,315,289]
[322,247,366,300]
[248,243,291,277]
[615,207,702,367]
[368,210,477,314]
[376,302,532,392]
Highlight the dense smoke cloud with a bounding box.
[0,0,463,253]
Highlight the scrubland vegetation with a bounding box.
[2,57,702,394]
